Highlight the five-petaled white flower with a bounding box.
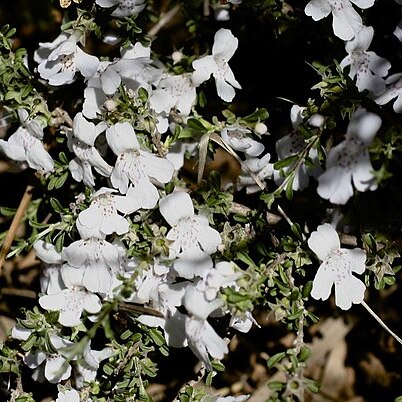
[274,105,322,191]
[308,223,366,310]
[159,191,221,279]
[149,73,198,117]
[192,28,241,102]
[106,122,174,204]
[237,153,273,194]
[340,26,391,96]
[24,335,76,383]
[61,237,120,294]
[39,286,102,327]
[35,32,99,86]
[221,125,265,157]
[76,187,138,238]
[184,285,228,371]
[0,109,54,172]
[317,107,381,204]
[375,73,402,113]
[304,0,375,41]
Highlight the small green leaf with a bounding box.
[273,155,298,170]
[267,352,286,369]
[267,380,284,391]
[50,197,65,214]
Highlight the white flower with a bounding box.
[340,26,391,96]
[204,261,241,301]
[274,105,322,191]
[24,335,76,383]
[149,73,198,117]
[39,286,102,327]
[67,130,112,187]
[183,284,228,371]
[237,153,273,194]
[0,109,54,172]
[317,107,381,204]
[61,238,120,294]
[159,191,221,278]
[192,28,241,102]
[35,32,99,86]
[221,125,264,157]
[304,0,375,41]
[308,223,366,310]
[76,187,138,238]
[106,122,174,203]
[375,73,402,113]
[74,343,113,388]
[56,388,80,402]
[99,45,160,96]
[95,0,146,18]
[229,311,259,333]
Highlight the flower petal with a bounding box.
[159,191,194,227]
[308,223,340,261]
[335,275,366,310]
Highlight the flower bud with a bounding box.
[308,113,325,128]
[254,122,268,135]
[103,99,117,112]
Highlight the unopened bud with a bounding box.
[103,99,117,112]
[172,51,183,64]
[308,113,325,128]
[254,122,268,135]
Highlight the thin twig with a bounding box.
[0,185,34,276]
[361,300,402,346]
[147,4,181,38]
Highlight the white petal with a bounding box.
[311,261,337,301]
[305,0,331,20]
[106,122,139,155]
[24,351,46,368]
[347,107,381,145]
[195,218,221,254]
[173,247,213,279]
[332,7,361,41]
[73,113,98,147]
[212,28,238,61]
[75,47,99,78]
[159,191,194,227]
[335,275,366,310]
[34,240,63,264]
[215,77,236,102]
[45,356,71,383]
[83,292,102,314]
[317,165,354,205]
[142,152,175,183]
[350,0,375,9]
[101,67,121,95]
[130,179,159,209]
[342,248,366,274]
[352,152,376,192]
[203,320,228,359]
[308,223,340,261]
